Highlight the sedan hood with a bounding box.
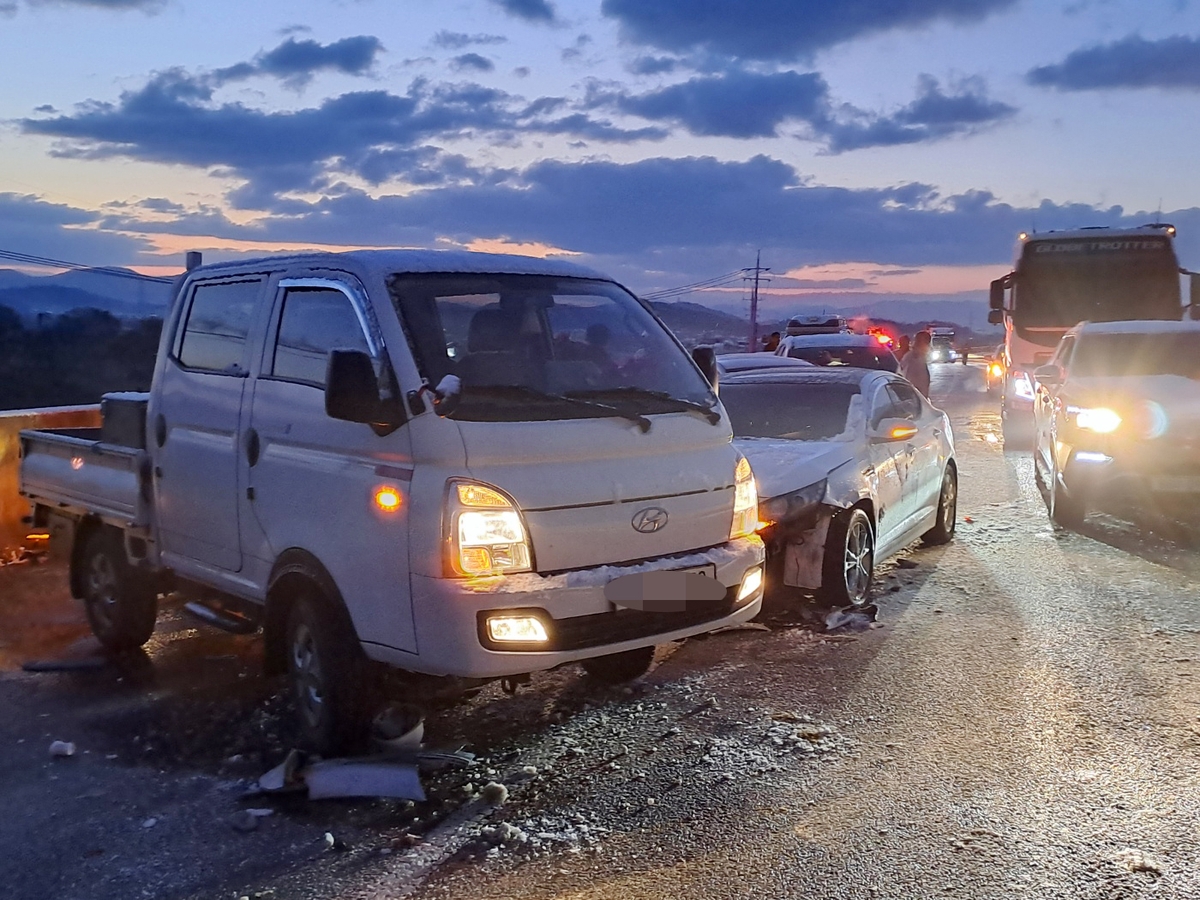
[735,437,855,500]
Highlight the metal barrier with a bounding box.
[0,406,101,551]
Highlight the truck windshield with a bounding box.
[387,274,717,422]
[1072,332,1200,379]
[1015,239,1180,329]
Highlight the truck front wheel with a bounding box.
[78,528,157,653]
[285,593,374,755]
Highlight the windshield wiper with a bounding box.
[468,384,652,433]
[569,387,722,425]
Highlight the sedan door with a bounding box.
[865,382,911,554]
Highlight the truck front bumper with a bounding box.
[377,537,765,678]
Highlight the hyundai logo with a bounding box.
[631,506,669,534]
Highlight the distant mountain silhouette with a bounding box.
[0,268,172,320]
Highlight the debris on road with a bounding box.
[1112,848,1165,875]
[305,758,425,802]
[895,558,919,569]
[823,604,878,632]
[48,740,76,758]
[480,782,509,805]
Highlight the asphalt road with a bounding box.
[1,362,1197,900]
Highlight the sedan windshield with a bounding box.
[387,274,716,422]
[721,382,861,441]
[784,345,898,372]
[1072,332,1200,379]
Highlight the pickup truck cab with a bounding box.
[20,250,764,752]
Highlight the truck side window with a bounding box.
[271,287,372,387]
[177,280,261,373]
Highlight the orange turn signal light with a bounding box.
[889,424,919,441]
[374,486,402,512]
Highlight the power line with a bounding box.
[0,248,175,284]
[641,269,750,301]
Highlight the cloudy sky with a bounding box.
[2,0,1200,312]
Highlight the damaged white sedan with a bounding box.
[720,369,958,606]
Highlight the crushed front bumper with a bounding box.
[379,536,765,678]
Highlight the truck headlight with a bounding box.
[730,455,759,540]
[448,481,532,576]
[1070,406,1121,434]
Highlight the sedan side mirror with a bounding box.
[692,346,719,391]
[870,417,919,443]
[1033,363,1064,387]
[987,309,1004,325]
[326,349,400,426]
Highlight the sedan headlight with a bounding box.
[1070,406,1122,434]
[730,455,759,540]
[1011,372,1036,400]
[447,481,532,576]
[759,479,827,529]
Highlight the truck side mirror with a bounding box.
[989,279,1006,311]
[692,346,719,390]
[987,309,1004,325]
[326,350,393,424]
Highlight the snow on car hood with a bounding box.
[735,437,856,500]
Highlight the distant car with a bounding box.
[785,315,848,337]
[716,353,814,376]
[929,334,958,363]
[1032,320,1200,527]
[775,333,899,372]
[722,369,957,607]
[985,343,1005,394]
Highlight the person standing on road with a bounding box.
[900,330,932,398]
[895,334,911,362]
[762,331,781,353]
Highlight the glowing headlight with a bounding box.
[1071,406,1122,434]
[737,566,763,602]
[448,480,532,576]
[1012,372,1036,401]
[730,455,759,540]
[486,615,548,643]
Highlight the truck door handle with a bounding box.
[245,428,261,467]
[154,414,167,448]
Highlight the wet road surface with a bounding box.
[1,363,1197,899]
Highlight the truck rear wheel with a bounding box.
[286,592,374,756]
[78,528,157,653]
[581,646,655,684]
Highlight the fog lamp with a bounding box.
[487,615,549,643]
[737,566,764,602]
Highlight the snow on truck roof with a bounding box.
[186,249,611,282]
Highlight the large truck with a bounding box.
[19,249,766,753]
[988,224,1199,443]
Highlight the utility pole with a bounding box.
[746,251,770,350]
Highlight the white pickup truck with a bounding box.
[20,250,765,752]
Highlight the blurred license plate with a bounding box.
[1151,475,1200,492]
[674,564,717,578]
